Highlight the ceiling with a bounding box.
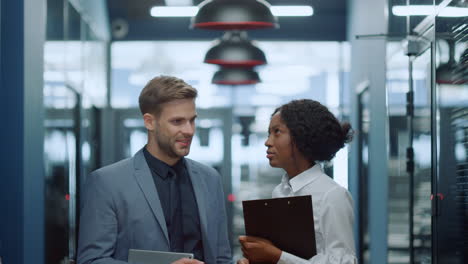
[106,0,348,41]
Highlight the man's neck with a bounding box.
[145,143,180,166]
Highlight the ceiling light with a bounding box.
[165,0,193,6]
[392,5,468,17]
[270,6,313,16]
[191,0,278,30]
[212,67,261,85]
[205,31,266,67]
[151,5,314,18]
[150,6,198,17]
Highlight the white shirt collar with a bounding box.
[281,164,322,193]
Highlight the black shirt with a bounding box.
[143,147,204,260]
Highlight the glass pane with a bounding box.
[44,1,106,263]
[386,41,411,264]
[44,93,78,264]
[435,12,468,264]
[358,87,370,264]
[411,48,432,264]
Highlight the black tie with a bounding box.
[168,169,183,252]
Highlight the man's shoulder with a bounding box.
[185,158,218,176]
[92,157,134,178]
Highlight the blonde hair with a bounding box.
[138,75,197,116]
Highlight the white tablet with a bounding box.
[128,249,194,264]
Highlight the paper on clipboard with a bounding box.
[242,195,317,260]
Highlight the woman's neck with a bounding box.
[285,160,315,179]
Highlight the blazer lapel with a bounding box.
[133,149,170,245]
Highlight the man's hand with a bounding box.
[172,258,204,264]
[239,236,282,263]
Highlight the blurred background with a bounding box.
[1,0,467,264]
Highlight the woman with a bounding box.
[239,99,356,264]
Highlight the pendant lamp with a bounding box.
[191,0,278,30]
[205,31,266,67]
[212,67,260,85]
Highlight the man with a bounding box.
[77,76,232,264]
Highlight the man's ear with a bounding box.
[143,113,156,131]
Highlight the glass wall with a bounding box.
[434,12,468,264]
[382,1,467,263]
[386,40,434,264]
[386,41,411,264]
[357,84,370,263]
[43,0,108,263]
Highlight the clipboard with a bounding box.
[242,195,317,260]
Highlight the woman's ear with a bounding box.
[143,113,156,131]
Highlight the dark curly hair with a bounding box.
[272,99,353,163]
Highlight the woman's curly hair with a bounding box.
[273,99,354,163]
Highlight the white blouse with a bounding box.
[272,164,357,264]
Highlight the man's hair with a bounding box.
[272,99,354,162]
[138,75,198,116]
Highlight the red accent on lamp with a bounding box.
[191,0,278,30]
[204,31,267,67]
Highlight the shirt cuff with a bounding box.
[276,251,310,264]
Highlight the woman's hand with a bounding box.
[237,258,249,264]
[239,236,282,263]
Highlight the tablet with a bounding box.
[128,249,194,264]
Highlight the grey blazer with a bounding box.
[77,149,232,264]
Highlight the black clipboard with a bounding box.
[242,195,317,260]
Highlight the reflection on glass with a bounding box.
[435,12,468,264]
[44,90,78,264]
[411,48,432,264]
[358,87,370,264]
[386,41,411,264]
[43,0,107,262]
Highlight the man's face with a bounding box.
[149,98,197,163]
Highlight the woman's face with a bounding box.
[264,113,295,170]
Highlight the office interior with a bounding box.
[0,0,467,263]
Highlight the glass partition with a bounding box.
[411,44,433,264]
[386,41,411,264]
[44,0,107,263]
[357,84,370,264]
[386,37,434,264]
[434,12,468,264]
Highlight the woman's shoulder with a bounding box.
[316,174,352,201]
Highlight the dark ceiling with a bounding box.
[106,0,348,41]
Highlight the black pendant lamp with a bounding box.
[191,0,278,30]
[205,31,266,67]
[212,67,260,85]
